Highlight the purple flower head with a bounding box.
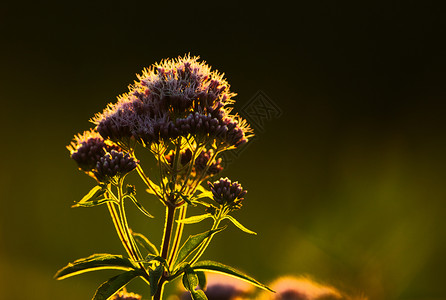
[195,148,223,176]
[92,55,251,148]
[94,150,138,183]
[67,129,120,172]
[110,289,142,300]
[263,276,343,300]
[208,177,247,208]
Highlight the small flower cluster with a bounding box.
[179,273,253,300]
[94,150,138,184]
[164,148,223,178]
[67,129,137,184]
[209,177,247,209]
[111,289,142,300]
[92,55,252,149]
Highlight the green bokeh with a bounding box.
[1,2,446,299]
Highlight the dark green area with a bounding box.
[1,1,446,299]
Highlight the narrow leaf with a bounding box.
[93,270,140,300]
[193,190,213,200]
[149,265,164,296]
[177,213,213,225]
[174,227,226,267]
[72,198,116,208]
[191,261,273,292]
[182,266,198,291]
[191,290,208,300]
[73,185,109,208]
[183,266,208,300]
[81,185,106,202]
[125,195,154,218]
[132,232,160,256]
[224,215,257,235]
[54,254,137,280]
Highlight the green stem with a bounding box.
[190,213,222,265]
[167,205,188,266]
[153,277,166,300]
[106,202,134,259]
[154,204,176,300]
[117,180,143,261]
[187,149,220,195]
[135,163,163,201]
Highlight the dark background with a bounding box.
[1,1,446,299]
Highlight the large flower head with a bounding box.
[92,55,252,149]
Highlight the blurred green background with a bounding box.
[1,1,446,299]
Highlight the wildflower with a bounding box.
[94,150,138,184]
[208,178,246,208]
[67,129,119,172]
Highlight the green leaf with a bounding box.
[125,195,154,218]
[173,227,226,267]
[73,185,112,208]
[177,213,213,225]
[196,271,207,290]
[72,198,116,208]
[191,290,208,300]
[54,254,137,280]
[180,193,193,205]
[82,185,106,202]
[93,270,140,300]
[224,215,257,235]
[191,260,273,292]
[132,232,159,256]
[182,266,208,300]
[193,190,213,200]
[149,264,164,296]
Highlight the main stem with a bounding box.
[155,204,176,300]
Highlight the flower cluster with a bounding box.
[94,150,138,183]
[195,148,223,176]
[209,177,247,208]
[67,129,137,183]
[164,148,223,178]
[67,129,119,172]
[179,273,253,300]
[92,55,252,149]
[111,289,142,300]
[260,276,343,300]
